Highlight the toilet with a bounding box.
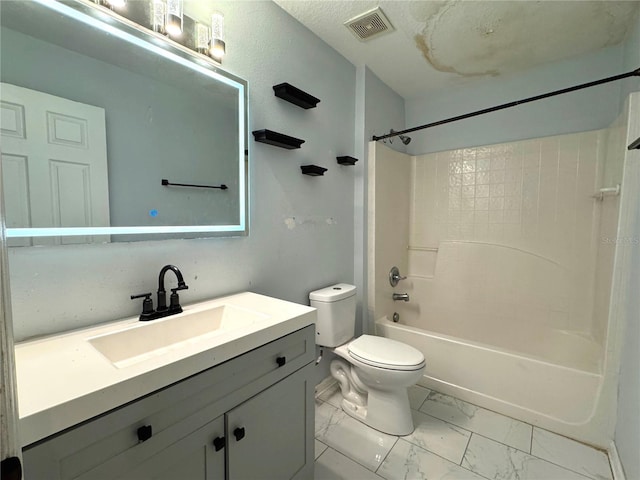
[310,283,425,435]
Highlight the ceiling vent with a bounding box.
[344,7,394,41]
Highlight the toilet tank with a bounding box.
[309,283,356,347]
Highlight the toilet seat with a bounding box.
[347,335,425,371]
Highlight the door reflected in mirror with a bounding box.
[0,0,248,245]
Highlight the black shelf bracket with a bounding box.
[162,179,228,190]
[301,165,327,176]
[273,83,320,109]
[252,129,305,149]
[628,137,640,150]
[337,156,358,165]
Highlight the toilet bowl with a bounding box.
[330,335,425,435]
[310,284,426,435]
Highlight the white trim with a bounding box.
[609,441,627,480]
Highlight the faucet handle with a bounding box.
[168,287,186,314]
[131,292,155,321]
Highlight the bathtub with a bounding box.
[376,317,614,447]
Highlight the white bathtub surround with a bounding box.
[368,98,639,447]
[315,385,613,480]
[405,129,615,353]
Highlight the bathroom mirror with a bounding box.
[0,0,248,245]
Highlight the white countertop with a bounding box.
[15,292,316,447]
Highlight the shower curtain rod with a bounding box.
[372,67,640,142]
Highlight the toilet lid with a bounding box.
[348,335,425,371]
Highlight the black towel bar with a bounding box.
[161,179,228,190]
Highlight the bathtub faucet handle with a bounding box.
[392,293,410,302]
[389,266,407,287]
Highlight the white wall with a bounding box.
[405,45,625,155]
[7,1,355,385]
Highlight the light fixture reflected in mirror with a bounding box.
[165,0,183,37]
[95,0,126,10]
[209,11,225,61]
[195,22,210,54]
[152,0,165,33]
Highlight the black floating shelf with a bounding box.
[252,129,305,149]
[301,165,327,176]
[337,156,358,166]
[628,137,640,150]
[273,83,320,109]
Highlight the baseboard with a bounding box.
[609,441,626,480]
[315,375,337,399]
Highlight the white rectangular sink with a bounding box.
[15,291,316,447]
[88,304,268,368]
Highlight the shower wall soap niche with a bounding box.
[252,129,305,149]
[273,83,320,109]
[301,165,327,176]
[336,156,358,165]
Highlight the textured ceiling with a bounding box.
[273,0,640,99]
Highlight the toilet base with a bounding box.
[341,387,414,436]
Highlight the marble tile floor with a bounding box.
[314,384,613,480]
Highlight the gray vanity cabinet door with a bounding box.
[115,415,225,480]
[226,363,314,480]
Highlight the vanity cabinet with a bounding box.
[22,325,315,480]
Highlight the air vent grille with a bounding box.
[345,7,394,41]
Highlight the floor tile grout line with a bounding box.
[471,431,603,480]
[321,434,395,474]
[529,427,612,480]
[374,436,400,475]
[420,391,610,474]
[317,387,608,480]
[460,431,473,466]
[421,389,534,427]
[393,436,494,480]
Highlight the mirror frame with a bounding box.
[3,0,249,240]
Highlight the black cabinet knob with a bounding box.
[233,427,245,442]
[276,356,286,367]
[213,436,226,451]
[137,425,152,442]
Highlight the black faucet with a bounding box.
[130,265,189,321]
[156,264,189,314]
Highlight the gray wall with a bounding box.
[405,44,626,155]
[8,1,355,388]
[615,11,640,480]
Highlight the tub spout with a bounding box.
[393,293,410,302]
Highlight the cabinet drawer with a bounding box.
[23,325,315,480]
